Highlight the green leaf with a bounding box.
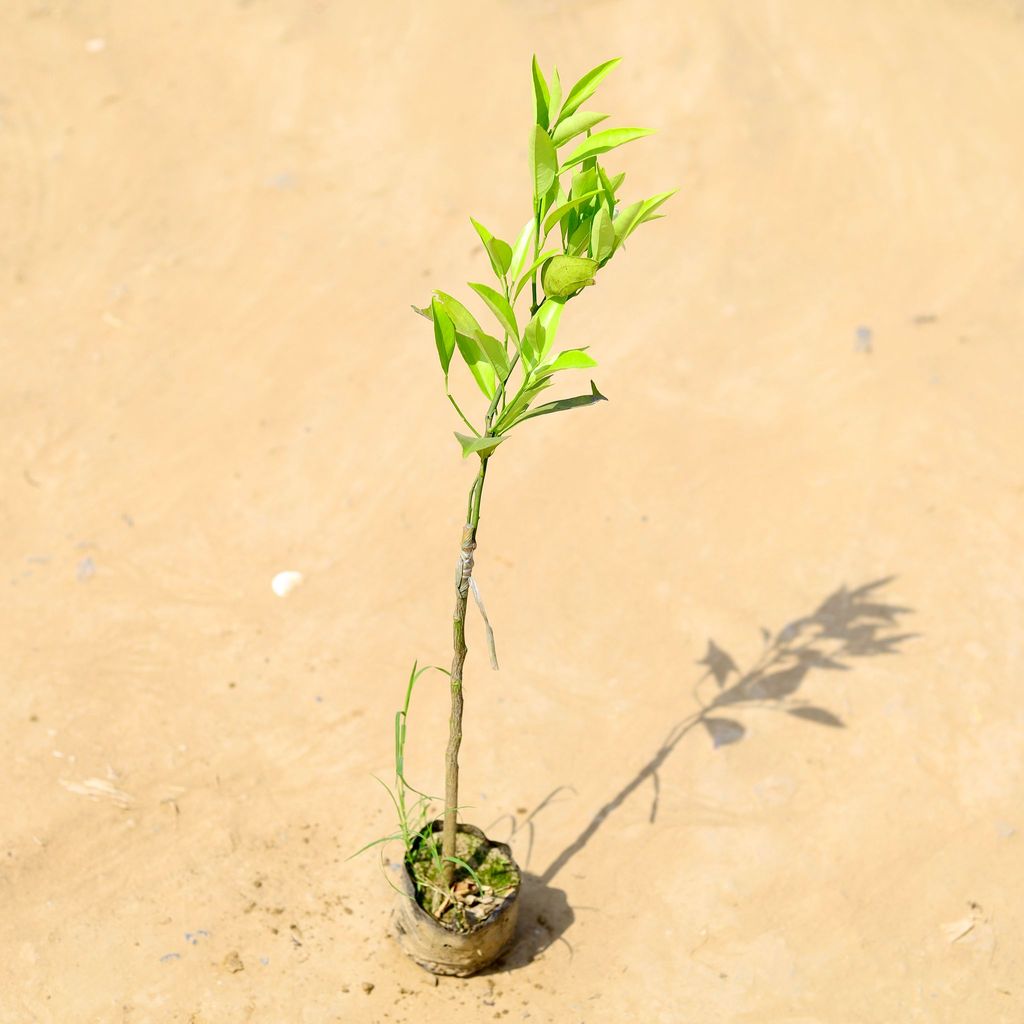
[434,291,483,337]
[542,189,602,237]
[551,110,609,148]
[347,831,404,860]
[634,189,677,227]
[522,298,565,365]
[512,248,560,300]
[473,328,511,379]
[531,55,550,130]
[612,198,644,245]
[590,206,614,263]
[470,218,513,280]
[571,166,599,200]
[455,432,507,459]
[547,68,562,124]
[596,163,617,211]
[441,855,485,892]
[537,348,598,376]
[538,174,560,225]
[411,303,432,321]
[541,254,598,299]
[509,219,534,282]
[567,216,594,256]
[468,281,519,342]
[430,298,456,378]
[495,377,554,430]
[529,124,558,202]
[561,127,655,170]
[559,58,621,121]
[613,189,677,250]
[510,379,607,426]
[454,331,497,400]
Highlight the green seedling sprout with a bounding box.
[389,55,673,905]
[349,660,437,866]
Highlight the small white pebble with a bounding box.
[85,37,106,53]
[272,570,303,597]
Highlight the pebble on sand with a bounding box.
[271,570,303,597]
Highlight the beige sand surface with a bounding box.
[3,1,1023,1021]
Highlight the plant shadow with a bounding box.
[482,871,575,974]
[486,575,916,970]
[546,576,915,888]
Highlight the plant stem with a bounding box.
[531,200,542,317]
[447,392,479,436]
[442,455,490,883]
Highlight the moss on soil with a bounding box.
[406,827,519,932]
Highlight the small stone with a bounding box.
[223,951,244,973]
[271,570,303,597]
[361,982,374,995]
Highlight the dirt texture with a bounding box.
[2,1,1023,1022]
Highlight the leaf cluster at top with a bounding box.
[416,56,675,460]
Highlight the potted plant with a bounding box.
[371,55,673,977]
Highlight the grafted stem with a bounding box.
[442,456,489,882]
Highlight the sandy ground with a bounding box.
[3,1,1024,1021]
